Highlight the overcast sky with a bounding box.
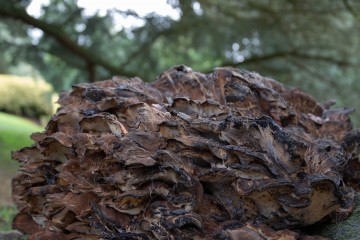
[27,0,180,29]
[25,0,181,43]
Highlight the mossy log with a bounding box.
[12,66,360,239]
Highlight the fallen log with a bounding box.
[12,66,360,239]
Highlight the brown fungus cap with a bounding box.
[12,65,359,239]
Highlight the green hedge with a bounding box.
[0,75,57,119]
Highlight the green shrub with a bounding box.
[0,75,57,119]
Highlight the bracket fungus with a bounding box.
[12,66,360,239]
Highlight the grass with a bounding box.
[0,112,44,238]
[0,112,44,173]
[0,111,44,205]
[0,112,43,237]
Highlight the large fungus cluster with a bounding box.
[12,66,360,239]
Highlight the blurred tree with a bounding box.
[0,0,359,126]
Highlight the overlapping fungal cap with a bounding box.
[12,66,358,239]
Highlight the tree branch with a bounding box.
[202,50,357,73]
[342,0,360,21]
[0,4,137,80]
[121,16,203,68]
[291,52,357,66]
[290,59,331,83]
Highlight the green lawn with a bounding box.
[0,111,44,208]
[0,112,44,173]
[0,112,44,235]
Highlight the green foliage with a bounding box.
[0,0,359,126]
[0,75,57,119]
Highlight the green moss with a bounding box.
[0,206,17,231]
[319,193,360,240]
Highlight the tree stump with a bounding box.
[12,66,360,239]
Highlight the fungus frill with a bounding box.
[12,66,360,239]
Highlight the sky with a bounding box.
[27,0,181,29]
[26,0,181,43]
